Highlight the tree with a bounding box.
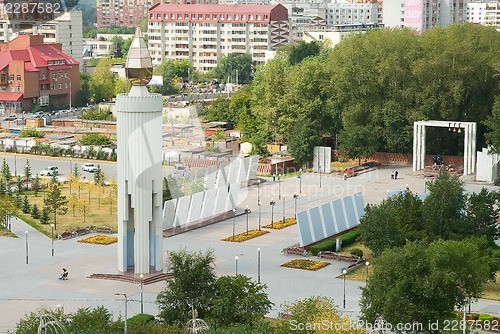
[361,190,424,257]
[50,171,58,185]
[150,60,179,95]
[94,165,105,185]
[288,40,321,65]
[31,204,40,219]
[68,194,78,217]
[1,158,12,184]
[338,124,378,165]
[114,77,132,95]
[90,59,116,102]
[464,188,500,245]
[274,296,364,334]
[156,249,216,324]
[360,239,497,332]
[43,183,68,229]
[80,133,112,146]
[32,174,40,197]
[209,275,273,327]
[109,35,124,58]
[76,73,92,107]
[204,97,231,122]
[215,53,253,84]
[422,171,467,240]
[484,96,500,153]
[22,195,30,214]
[73,164,80,177]
[121,37,133,57]
[40,206,50,224]
[23,159,31,182]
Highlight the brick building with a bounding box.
[97,0,162,28]
[0,35,79,113]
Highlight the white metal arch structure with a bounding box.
[413,121,477,175]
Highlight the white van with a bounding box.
[174,164,186,175]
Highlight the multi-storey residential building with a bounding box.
[302,23,384,46]
[325,0,380,25]
[0,35,79,113]
[467,1,500,30]
[148,4,289,72]
[97,0,162,28]
[0,10,83,65]
[83,34,134,59]
[383,0,465,33]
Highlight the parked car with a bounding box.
[82,163,98,172]
[39,166,59,176]
[3,115,16,121]
[173,164,186,175]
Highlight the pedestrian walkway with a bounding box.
[0,165,499,333]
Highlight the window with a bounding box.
[52,84,55,90]
[59,71,62,78]
[1,86,5,92]
[64,72,67,78]
[65,82,68,88]
[59,83,62,89]
[212,14,217,20]
[52,73,56,79]
[242,14,246,20]
[9,74,13,81]
[16,75,21,81]
[198,14,202,19]
[17,85,20,92]
[10,86,14,92]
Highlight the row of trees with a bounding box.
[359,172,500,330]
[204,24,500,164]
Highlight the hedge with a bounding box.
[310,228,361,256]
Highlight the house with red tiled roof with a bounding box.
[0,34,79,114]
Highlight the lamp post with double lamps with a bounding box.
[245,206,251,235]
[282,195,286,224]
[257,179,260,204]
[293,193,299,217]
[25,230,28,264]
[235,256,238,275]
[14,152,17,177]
[115,293,128,334]
[258,201,261,230]
[232,208,236,241]
[278,174,281,200]
[140,274,144,314]
[270,199,275,228]
[365,261,370,283]
[319,164,322,189]
[257,248,261,283]
[297,168,302,194]
[342,268,347,309]
[51,224,55,256]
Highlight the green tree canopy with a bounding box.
[89,59,116,102]
[361,239,497,331]
[214,53,253,84]
[288,40,321,65]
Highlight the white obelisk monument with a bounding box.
[116,28,163,274]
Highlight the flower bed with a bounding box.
[222,229,269,243]
[281,259,330,271]
[263,218,297,230]
[78,235,118,245]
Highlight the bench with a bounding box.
[74,228,91,236]
[282,246,308,257]
[93,226,113,234]
[57,231,75,240]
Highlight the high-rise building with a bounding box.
[467,1,500,30]
[148,4,289,72]
[0,10,83,65]
[97,0,163,28]
[383,0,465,33]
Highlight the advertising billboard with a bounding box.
[404,0,423,33]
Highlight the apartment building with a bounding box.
[0,11,83,65]
[148,4,289,72]
[302,23,384,46]
[97,0,163,28]
[83,34,134,59]
[467,1,500,30]
[0,35,79,113]
[383,0,465,33]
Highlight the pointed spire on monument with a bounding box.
[125,27,153,86]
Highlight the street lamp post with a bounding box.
[297,168,302,194]
[424,178,427,193]
[115,293,128,334]
[270,199,275,228]
[257,248,261,284]
[245,206,251,235]
[257,179,260,204]
[235,256,238,275]
[51,224,54,256]
[342,268,347,309]
[282,195,286,223]
[365,261,370,283]
[258,201,261,230]
[319,164,322,189]
[14,152,17,177]
[293,193,299,217]
[139,274,144,314]
[25,230,28,264]
[278,174,281,200]
[232,208,236,241]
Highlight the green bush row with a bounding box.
[310,228,361,255]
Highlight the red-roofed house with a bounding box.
[0,35,79,113]
[148,4,289,72]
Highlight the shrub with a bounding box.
[128,313,155,327]
[20,128,45,138]
[80,133,112,146]
[309,228,361,255]
[479,314,494,321]
[350,248,364,258]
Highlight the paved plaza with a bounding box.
[1,165,500,333]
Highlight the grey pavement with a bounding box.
[1,165,500,333]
